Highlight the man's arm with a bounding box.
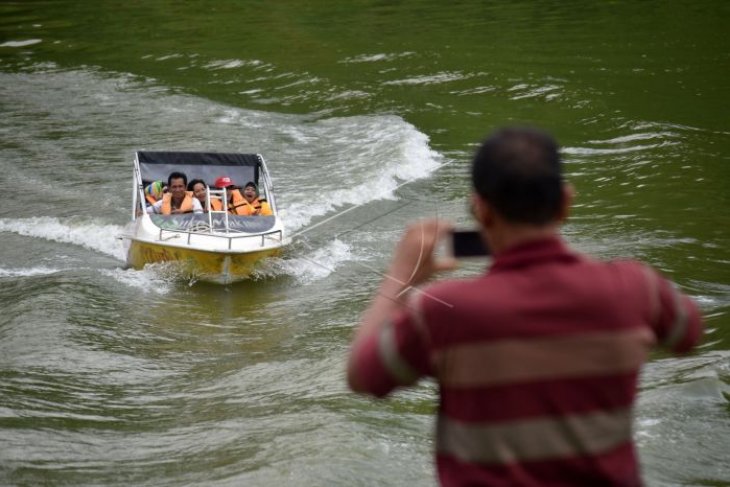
[647,268,703,354]
[347,219,455,393]
[146,200,162,214]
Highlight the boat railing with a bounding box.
[157,227,284,250]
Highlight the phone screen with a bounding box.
[452,230,489,257]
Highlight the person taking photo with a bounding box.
[346,126,703,487]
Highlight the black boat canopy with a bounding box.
[137,151,261,188]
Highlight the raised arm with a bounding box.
[347,219,455,394]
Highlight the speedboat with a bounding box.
[123,151,288,283]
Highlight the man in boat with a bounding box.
[147,171,203,215]
[346,126,703,486]
[237,181,273,216]
[214,176,272,216]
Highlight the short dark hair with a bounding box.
[187,178,206,191]
[168,171,188,187]
[471,126,563,225]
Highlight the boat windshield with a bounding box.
[137,151,261,190]
[149,214,276,233]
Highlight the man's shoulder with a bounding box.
[546,246,650,277]
[417,277,487,309]
[416,257,653,311]
[588,256,652,280]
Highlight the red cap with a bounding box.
[214,176,234,188]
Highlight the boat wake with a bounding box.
[1,65,445,288]
[98,266,176,294]
[252,239,356,283]
[0,216,359,287]
[0,217,127,261]
[0,266,65,278]
[274,115,443,233]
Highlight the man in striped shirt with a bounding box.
[346,126,703,486]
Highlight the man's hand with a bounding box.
[386,219,457,289]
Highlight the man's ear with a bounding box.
[470,193,493,227]
[558,182,574,222]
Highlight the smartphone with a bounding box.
[450,230,489,258]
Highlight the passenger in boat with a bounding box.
[147,171,202,214]
[212,175,246,215]
[144,180,166,206]
[188,179,223,213]
[236,181,273,216]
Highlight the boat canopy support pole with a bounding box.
[132,158,142,221]
[207,187,231,234]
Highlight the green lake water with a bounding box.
[1,1,728,485]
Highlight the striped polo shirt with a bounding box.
[351,236,703,486]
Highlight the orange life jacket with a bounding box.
[145,194,159,206]
[161,192,194,215]
[197,195,223,212]
[209,197,223,212]
[237,198,273,216]
[226,189,247,216]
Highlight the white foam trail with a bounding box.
[339,52,416,63]
[0,217,127,261]
[562,143,674,156]
[564,126,683,159]
[281,116,443,233]
[0,266,64,277]
[203,59,264,69]
[382,71,472,86]
[587,131,680,144]
[99,267,174,294]
[325,90,370,101]
[509,84,562,101]
[1,39,42,48]
[253,239,355,283]
[0,264,175,294]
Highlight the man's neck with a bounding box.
[172,194,185,208]
[484,222,560,256]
